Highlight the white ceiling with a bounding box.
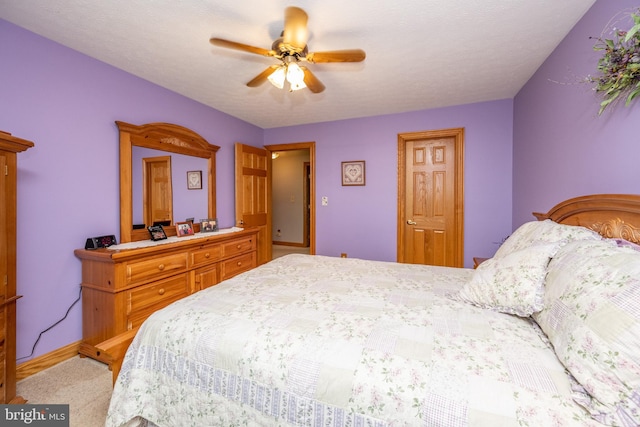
[0,1,596,129]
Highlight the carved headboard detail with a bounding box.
[589,218,640,244]
[533,194,640,244]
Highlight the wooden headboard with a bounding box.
[533,194,640,244]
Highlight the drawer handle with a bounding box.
[158,288,166,295]
[237,261,242,267]
[236,244,242,249]
[204,252,210,258]
[158,264,165,271]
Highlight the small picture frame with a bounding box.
[147,225,167,241]
[187,170,202,190]
[200,218,219,233]
[341,160,366,186]
[175,221,195,237]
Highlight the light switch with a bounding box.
[321,196,328,206]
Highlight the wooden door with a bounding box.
[143,156,173,226]
[397,128,464,267]
[235,143,271,265]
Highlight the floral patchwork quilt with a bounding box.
[106,254,601,427]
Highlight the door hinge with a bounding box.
[4,164,7,176]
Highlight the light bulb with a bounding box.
[267,66,286,89]
[286,62,306,91]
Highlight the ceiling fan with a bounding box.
[210,7,366,93]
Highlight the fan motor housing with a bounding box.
[272,37,307,57]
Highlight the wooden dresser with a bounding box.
[75,228,257,364]
[0,131,34,404]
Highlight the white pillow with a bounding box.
[533,239,640,426]
[494,220,603,260]
[457,243,559,317]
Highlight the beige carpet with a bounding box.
[16,356,112,426]
[272,244,310,259]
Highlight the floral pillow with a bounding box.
[533,239,640,426]
[457,243,559,317]
[493,219,603,260]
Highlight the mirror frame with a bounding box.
[117,121,220,243]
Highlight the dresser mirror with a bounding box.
[118,121,219,243]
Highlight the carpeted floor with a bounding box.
[272,244,310,259]
[16,356,112,426]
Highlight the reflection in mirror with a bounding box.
[132,147,209,227]
[118,121,219,243]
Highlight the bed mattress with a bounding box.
[106,254,601,427]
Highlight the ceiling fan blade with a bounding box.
[306,49,366,63]
[283,6,309,51]
[301,67,325,93]
[246,65,281,87]
[210,37,275,57]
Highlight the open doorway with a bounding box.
[265,142,315,259]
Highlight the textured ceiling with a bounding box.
[0,1,596,129]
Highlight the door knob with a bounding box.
[406,220,417,225]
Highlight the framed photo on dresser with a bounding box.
[200,218,218,233]
[147,225,167,241]
[175,221,194,237]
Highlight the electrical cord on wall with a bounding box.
[17,286,82,362]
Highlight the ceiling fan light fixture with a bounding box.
[211,7,364,94]
[286,62,306,91]
[267,66,286,89]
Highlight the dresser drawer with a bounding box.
[127,273,190,327]
[126,253,188,285]
[221,236,256,259]
[220,252,256,281]
[191,244,222,268]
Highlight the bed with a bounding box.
[105,194,640,427]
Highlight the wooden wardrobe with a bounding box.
[0,131,34,404]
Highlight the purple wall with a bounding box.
[0,19,263,360]
[265,100,514,264]
[513,0,640,225]
[2,15,516,361]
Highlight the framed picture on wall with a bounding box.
[187,170,202,190]
[341,161,366,186]
[175,221,195,237]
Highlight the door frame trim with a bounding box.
[264,142,316,255]
[397,128,465,266]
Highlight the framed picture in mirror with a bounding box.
[187,170,202,190]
